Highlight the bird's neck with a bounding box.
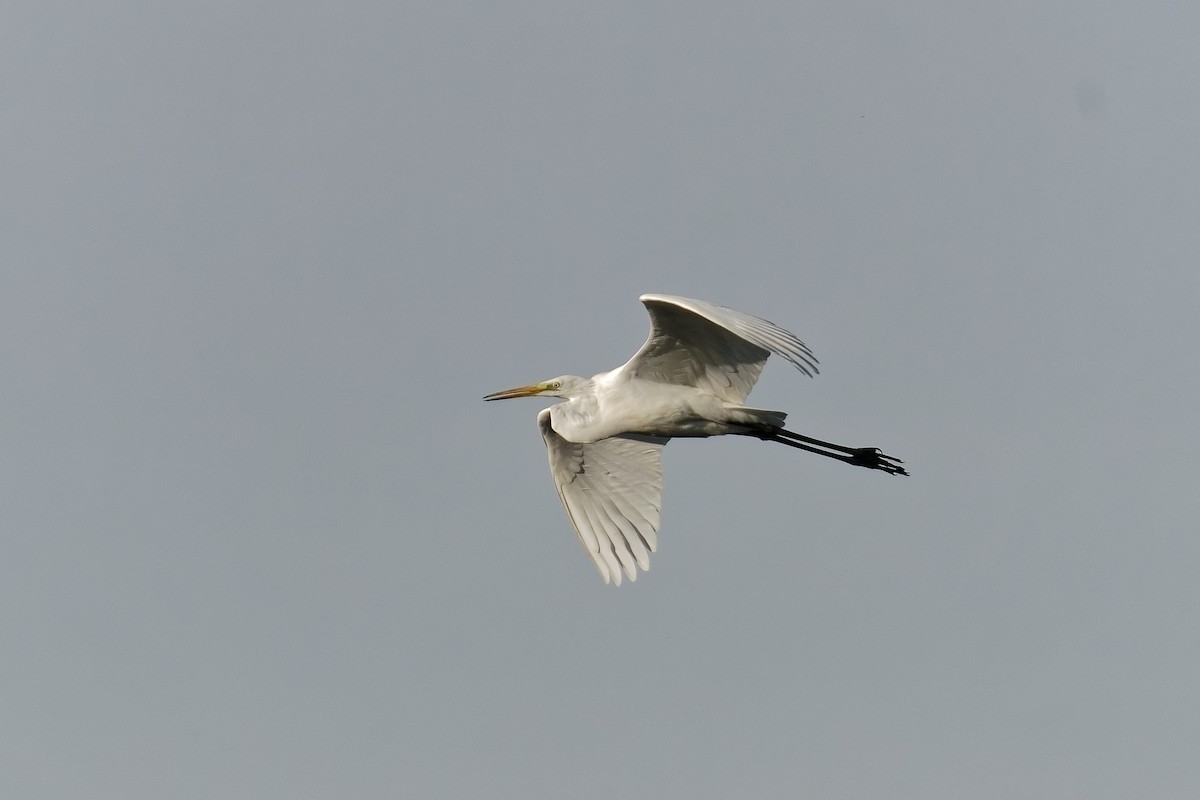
[549,391,602,443]
[562,389,599,419]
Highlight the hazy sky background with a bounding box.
[4,2,1200,798]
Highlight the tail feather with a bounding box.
[730,406,788,429]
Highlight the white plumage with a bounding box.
[485,294,906,585]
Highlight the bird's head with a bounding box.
[483,375,586,401]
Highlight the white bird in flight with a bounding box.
[485,294,907,585]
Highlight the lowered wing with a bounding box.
[539,408,668,585]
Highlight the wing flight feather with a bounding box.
[621,294,819,404]
[539,409,667,585]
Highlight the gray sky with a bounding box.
[4,2,1200,798]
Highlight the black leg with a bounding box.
[750,429,909,476]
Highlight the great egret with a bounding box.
[485,294,907,585]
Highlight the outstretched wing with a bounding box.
[618,294,819,404]
[539,408,668,586]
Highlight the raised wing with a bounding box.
[619,294,819,404]
[539,408,668,585]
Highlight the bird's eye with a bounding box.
[550,381,561,389]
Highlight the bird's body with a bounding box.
[485,294,906,585]
[544,372,782,442]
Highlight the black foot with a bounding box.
[849,447,909,476]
